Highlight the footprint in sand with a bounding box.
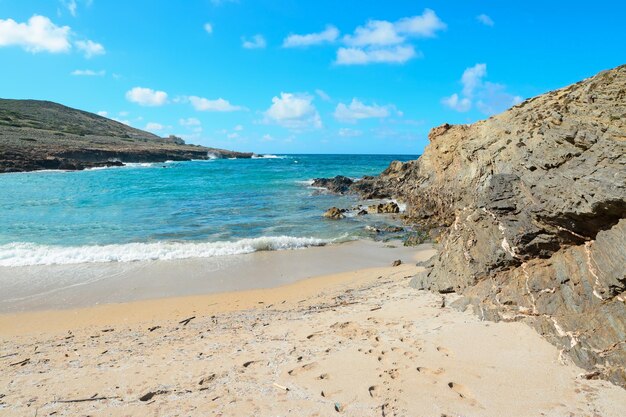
[288,362,318,376]
[436,346,453,357]
[416,366,445,376]
[448,382,476,403]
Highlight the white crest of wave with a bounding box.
[0,236,329,267]
[252,154,286,159]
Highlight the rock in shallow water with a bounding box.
[311,176,354,194]
[367,202,400,214]
[323,207,345,220]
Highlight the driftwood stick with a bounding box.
[9,358,30,366]
[179,316,196,326]
[0,352,18,359]
[56,396,115,403]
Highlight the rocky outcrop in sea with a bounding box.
[317,65,626,387]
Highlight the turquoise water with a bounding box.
[0,154,416,266]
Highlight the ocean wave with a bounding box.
[0,236,330,267]
[252,154,286,159]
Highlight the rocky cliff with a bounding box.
[356,65,626,386]
[0,99,253,172]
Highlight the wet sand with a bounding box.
[0,239,418,313]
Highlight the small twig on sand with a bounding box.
[0,352,18,359]
[273,383,289,391]
[179,316,196,326]
[9,358,30,366]
[56,396,116,403]
[148,326,161,332]
[370,306,382,311]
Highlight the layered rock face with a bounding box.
[368,65,626,385]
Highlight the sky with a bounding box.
[0,1,624,155]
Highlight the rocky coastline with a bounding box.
[0,99,253,173]
[314,65,626,387]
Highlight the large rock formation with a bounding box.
[360,65,626,386]
[0,99,253,172]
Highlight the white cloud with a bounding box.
[75,39,105,58]
[126,87,168,107]
[442,63,522,114]
[0,15,71,53]
[261,134,274,142]
[477,14,495,27]
[441,93,471,112]
[338,128,363,137]
[71,69,105,76]
[336,45,417,65]
[283,25,339,47]
[315,89,331,101]
[344,20,404,47]
[336,9,444,66]
[145,122,164,131]
[394,10,447,37]
[227,132,239,139]
[0,15,105,58]
[179,117,201,127]
[476,83,523,115]
[242,34,266,49]
[97,110,108,117]
[63,0,78,17]
[204,23,213,34]
[461,63,487,97]
[189,96,245,112]
[334,99,392,123]
[264,92,321,129]
[234,124,244,131]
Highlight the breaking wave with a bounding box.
[0,236,329,267]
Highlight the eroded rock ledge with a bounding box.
[321,65,626,386]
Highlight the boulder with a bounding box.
[311,176,354,194]
[323,207,345,220]
[367,202,400,214]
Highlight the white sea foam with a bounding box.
[0,236,329,267]
[252,154,286,159]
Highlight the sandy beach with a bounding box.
[2,243,625,417]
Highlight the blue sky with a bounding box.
[0,1,624,154]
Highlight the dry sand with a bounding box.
[1,244,625,416]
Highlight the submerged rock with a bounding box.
[362,64,626,387]
[323,207,345,220]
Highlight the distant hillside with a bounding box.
[0,99,253,172]
[0,99,162,140]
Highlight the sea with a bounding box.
[0,154,417,267]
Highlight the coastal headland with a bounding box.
[0,99,252,173]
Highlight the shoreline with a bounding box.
[0,239,427,314]
[1,245,625,416]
